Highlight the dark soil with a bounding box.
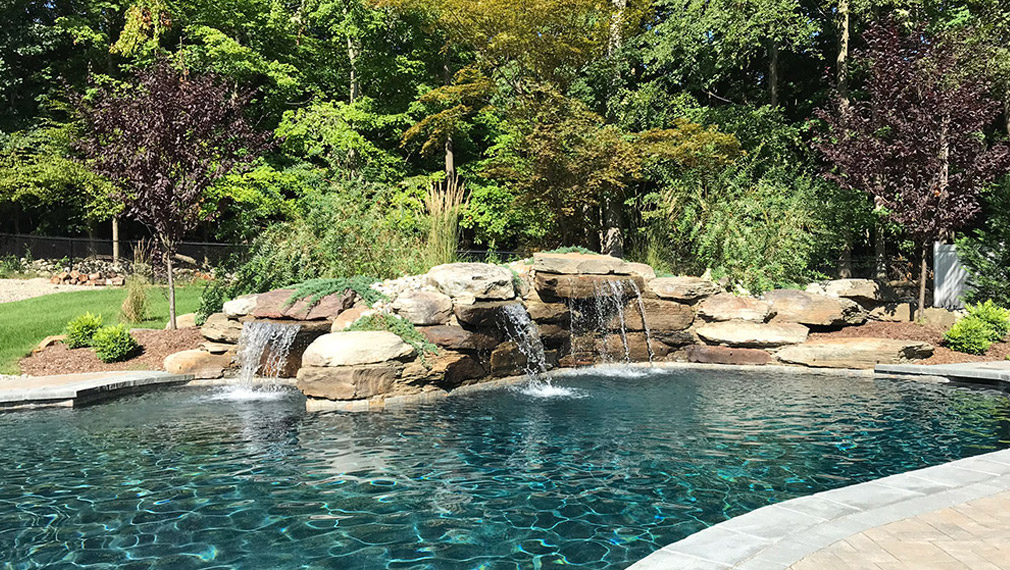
[20,328,204,376]
[810,321,1010,365]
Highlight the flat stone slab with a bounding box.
[0,371,194,409]
[877,361,1010,389]
[628,448,1010,570]
[532,252,633,275]
[777,338,933,369]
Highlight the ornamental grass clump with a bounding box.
[92,325,140,363]
[65,312,104,348]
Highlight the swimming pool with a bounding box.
[2,368,1008,569]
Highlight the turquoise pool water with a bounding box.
[1,368,1009,569]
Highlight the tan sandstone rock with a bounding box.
[534,273,645,300]
[222,294,258,318]
[532,252,632,275]
[695,321,808,348]
[686,345,770,365]
[697,293,774,322]
[163,349,231,379]
[296,364,400,400]
[392,290,453,325]
[776,338,934,369]
[647,276,722,302]
[201,313,243,343]
[302,331,415,367]
[765,290,866,327]
[426,263,516,300]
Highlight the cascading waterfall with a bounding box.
[628,280,656,364]
[236,321,301,386]
[498,304,548,377]
[573,278,655,365]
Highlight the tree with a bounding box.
[77,60,270,328]
[816,22,1010,316]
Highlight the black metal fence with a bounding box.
[0,233,250,268]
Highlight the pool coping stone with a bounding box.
[0,370,194,409]
[627,448,1010,570]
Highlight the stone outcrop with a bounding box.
[696,294,774,323]
[808,279,881,304]
[608,299,694,332]
[297,365,400,400]
[419,326,500,350]
[453,301,522,328]
[402,352,486,389]
[765,290,866,328]
[869,303,913,322]
[302,331,415,367]
[223,295,258,319]
[776,338,934,369]
[695,322,809,348]
[686,345,770,365]
[647,277,722,303]
[597,333,670,361]
[164,349,231,379]
[392,290,453,325]
[533,252,632,275]
[526,300,570,324]
[201,313,244,344]
[426,263,516,300]
[535,273,645,300]
[253,288,355,320]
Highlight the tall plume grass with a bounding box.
[424,174,467,267]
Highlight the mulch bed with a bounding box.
[19,328,204,376]
[809,321,1010,365]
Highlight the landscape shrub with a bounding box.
[943,317,995,355]
[92,325,140,363]
[120,275,149,322]
[65,312,104,348]
[965,300,1010,341]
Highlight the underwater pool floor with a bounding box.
[1,367,1009,569]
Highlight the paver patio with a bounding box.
[788,490,1010,570]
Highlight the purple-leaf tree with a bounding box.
[77,61,271,328]
[816,22,1010,316]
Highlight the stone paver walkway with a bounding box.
[789,491,1010,570]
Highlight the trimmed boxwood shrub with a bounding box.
[944,317,995,355]
[965,300,1010,341]
[92,325,140,363]
[65,312,104,349]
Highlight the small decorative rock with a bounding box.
[331,306,370,332]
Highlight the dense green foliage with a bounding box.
[957,183,1010,306]
[943,301,1010,355]
[92,324,140,362]
[2,0,1009,294]
[285,277,385,308]
[64,312,104,349]
[347,313,438,357]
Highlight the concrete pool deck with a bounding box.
[877,361,1010,390]
[0,370,194,409]
[629,449,1010,570]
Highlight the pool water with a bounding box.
[2,368,1009,570]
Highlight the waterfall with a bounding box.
[498,303,548,377]
[629,280,655,364]
[236,321,301,385]
[571,278,654,365]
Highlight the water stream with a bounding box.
[235,321,301,388]
[497,304,580,397]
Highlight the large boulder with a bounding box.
[609,299,694,332]
[222,294,258,319]
[165,313,198,329]
[695,322,808,348]
[765,290,866,327]
[164,349,231,379]
[697,294,774,322]
[870,303,913,322]
[686,345,770,366]
[253,288,356,320]
[596,332,670,361]
[647,276,722,303]
[418,325,500,350]
[535,273,645,300]
[526,300,570,324]
[402,351,486,389]
[532,252,632,275]
[302,331,415,367]
[296,364,400,400]
[201,313,243,343]
[453,301,523,328]
[426,263,516,300]
[808,279,881,304]
[392,290,453,325]
[776,338,934,369]
[490,342,529,376]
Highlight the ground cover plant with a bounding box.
[0,286,201,374]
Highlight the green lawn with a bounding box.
[0,285,202,374]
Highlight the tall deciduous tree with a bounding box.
[816,22,1010,316]
[77,60,270,328]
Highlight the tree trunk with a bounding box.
[837,0,850,113]
[347,36,360,104]
[1004,98,1010,137]
[112,216,120,264]
[837,243,852,278]
[874,218,887,280]
[917,240,928,317]
[166,249,177,330]
[600,198,624,258]
[443,53,455,178]
[767,38,780,107]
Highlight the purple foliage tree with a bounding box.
[816,22,1010,316]
[78,61,270,328]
